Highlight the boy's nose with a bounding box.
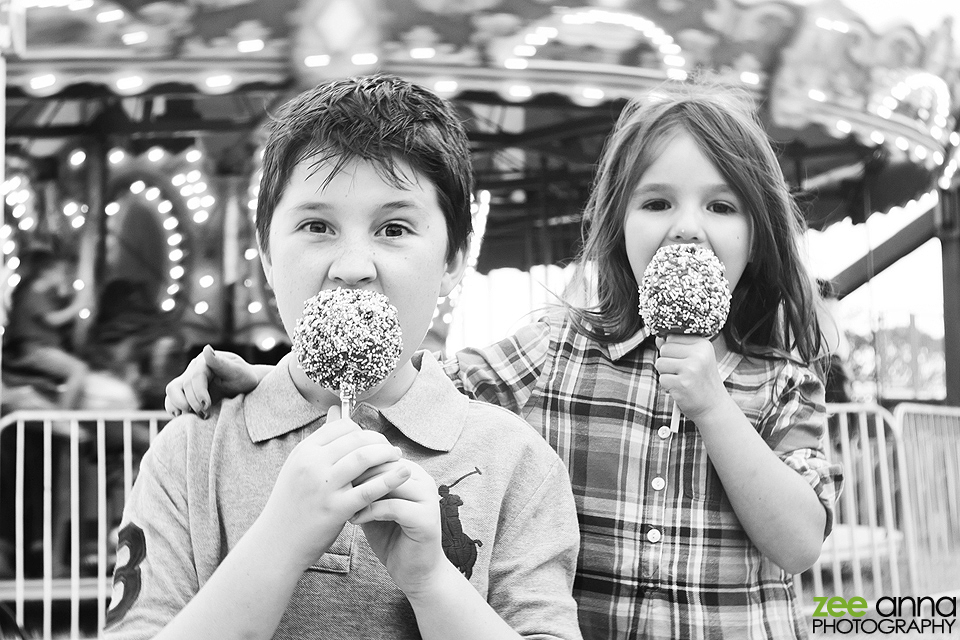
[328,240,377,286]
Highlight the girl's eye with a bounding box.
[642,199,671,212]
[381,223,408,238]
[708,201,738,215]
[304,220,330,234]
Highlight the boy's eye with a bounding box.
[304,220,330,234]
[381,223,407,237]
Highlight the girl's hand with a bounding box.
[164,345,258,417]
[351,460,446,597]
[654,334,728,421]
[257,406,411,571]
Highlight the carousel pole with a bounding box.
[938,185,960,405]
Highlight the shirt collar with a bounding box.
[243,350,467,452]
[606,325,653,361]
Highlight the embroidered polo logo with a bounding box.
[439,467,483,579]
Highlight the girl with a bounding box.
[165,83,842,639]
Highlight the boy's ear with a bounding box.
[260,251,274,291]
[439,244,469,298]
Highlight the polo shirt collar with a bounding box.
[243,351,467,452]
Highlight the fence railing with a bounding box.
[1,404,959,638]
[0,410,169,640]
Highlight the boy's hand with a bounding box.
[164,345,258,417]
[654,334,728,422]
[258,406,412,571]
[351,461,446,597]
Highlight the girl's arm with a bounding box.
[164,346,267,416]
[442,318,554,413]
[656,335,832,574]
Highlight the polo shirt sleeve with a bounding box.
[487,449,583,640]
[760,363,843,538]
[104,421,198,640]
[443,318,552,414]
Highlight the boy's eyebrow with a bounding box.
[289,199,428,214]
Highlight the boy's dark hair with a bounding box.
[256,75,473,262]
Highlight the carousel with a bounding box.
[1,0,959,405]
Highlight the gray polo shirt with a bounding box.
[105,351,582,639]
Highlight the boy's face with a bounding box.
[261,156,466,398]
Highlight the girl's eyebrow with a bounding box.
[633,182,736,197]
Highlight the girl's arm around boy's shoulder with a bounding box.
[442,314,559,414]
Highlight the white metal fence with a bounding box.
[0,410,169,639]
[1,404,958,638]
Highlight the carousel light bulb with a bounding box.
[237,40,263,53]
[167,284,180,295]
[244,248,258,260]
[200,195,215,208]
[130,180,146,194]
[109,149,126,164]
[351,53,378,66]
[162,298,175,311]
[163,217,178,230]
[187,197,201,210]
[259,336,277,351]
[122,31,148,46]
[170,266,185,279]
[199,275,214,288]
[158,200,173,214]
[194,302,209,315]
[8,274,20,287]
[187,170,201,183]
[30,74,57,91]
[115,75,144,92]
[193,182,207,194]
[186,150,202,163]
[169,249,183,261]
[304,55,331,68]
[248,301,262,314]
[105,202,120,216]
[193,210,209,224]
[3,240,15,254]
[145,187,160,201]
[168,233,182,246]
[97,9,124,22]
[73,279,84,291]
[69,150,86,166]
[71,216,85,228]
[172,174,187,186]
[79,308,91,320]
[7,257,20,270]
[180,185,195,197]
[147,148,164,162]
[11,205,24,219]
[434,80,458,94]
[410,47,436,59]
[0,225,10,239]
[19,218,35,231]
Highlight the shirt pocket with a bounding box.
[678,432,727,506]
[307,523,357,574]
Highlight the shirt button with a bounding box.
[657,426,671,439]
[646,528,662,544]
[651,476,666,491]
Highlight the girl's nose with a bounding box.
[670,208,704,243]
[328,238,377,286]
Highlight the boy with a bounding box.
[105,75,582,640]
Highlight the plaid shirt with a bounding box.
[444,313,842,640]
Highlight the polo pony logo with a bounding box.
[439,467,483,579]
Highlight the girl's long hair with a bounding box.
[567,83,824,370]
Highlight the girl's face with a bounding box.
[623,130,753,296]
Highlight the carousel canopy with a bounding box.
[3,0,959,275]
